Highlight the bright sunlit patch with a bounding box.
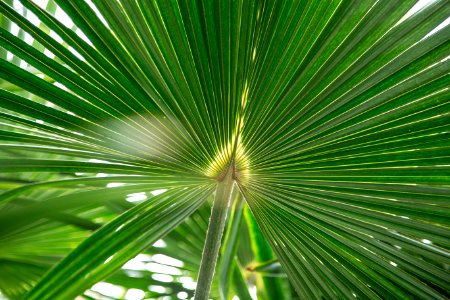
[151,189,167,196]
[423,16,450,39]
[122,258,147,271]
[136,254,152,261]
[9,21,19,36]
[35,119,44,124]
[49,30,64,44]
[43,42,57,55]
[122,254,152,271]
[104,255,114,264]
[69,46,86,61]
[55,6,74,28]
[20,59,28,69]
[91,282,124,298]
[396,0,435,25]
[153,239,167,248]
[126,192,147,202]
[179,276,194,284]
[89,159,110,163]
[146,263,182,275]
[249,285,257,299]
[124,288,145,300]
[85,0,110,29]
[107,182,126,188]
[177,292,188,299]
[181,281,196,290]
[148,285,167,293]
[6,51,13,61]
[152,254,184,267]
[76,28,93,46]
[152,274,174,283]
[50,81,67,92]
[422,239,432,245]
[97,173,108,178]
[24,32,34,46]
[390,261,398,267]
[32,0,49,9]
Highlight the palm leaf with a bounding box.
[0,0,449,299]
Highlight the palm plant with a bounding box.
[0,0,449,299]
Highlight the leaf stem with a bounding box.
[195,167,235,300]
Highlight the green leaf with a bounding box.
[0,0,449,299]
[219,191,244,299]
[24,185,213,300]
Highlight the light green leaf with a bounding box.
[25,185,214,300]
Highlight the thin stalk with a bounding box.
[195,167,235,300]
